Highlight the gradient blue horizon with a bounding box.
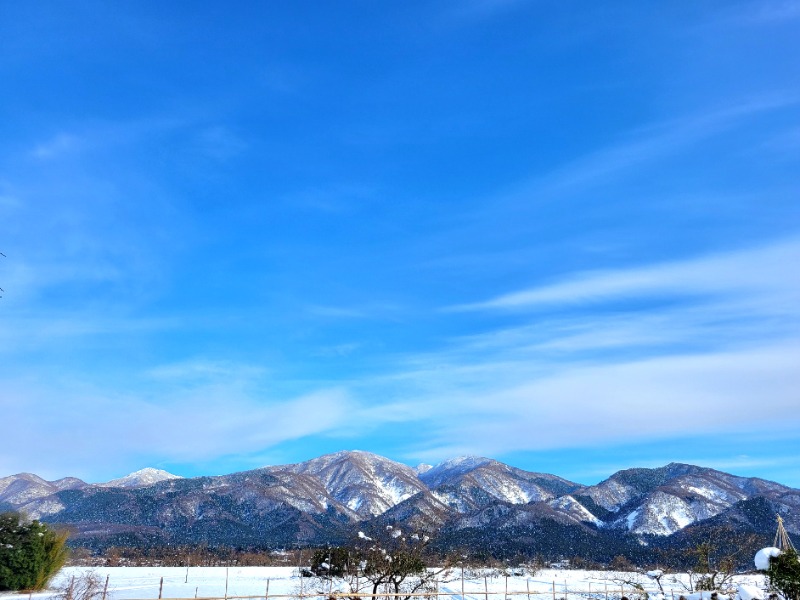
[1,1,799,488]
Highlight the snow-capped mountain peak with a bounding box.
[414,463,433,475]
[275,450,427,517]
[418,456,494,487]
[101,467,182,488]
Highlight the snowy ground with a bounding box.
[1,568,769,600]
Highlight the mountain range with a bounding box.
[2,451,797,565]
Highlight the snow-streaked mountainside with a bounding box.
[420,455,578,505]
[419,456,496,488]
[414,463,433,476]
[0,472,86,507]
[273,450,426,517]
[100,468,182,488]
[1,452,798,558]
[578,463,800,536]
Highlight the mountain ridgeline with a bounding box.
[2,453,798,566]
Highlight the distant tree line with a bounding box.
[68,544,311,567]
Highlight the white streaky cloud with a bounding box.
[0,257,125,304]
[306,302,402,320]
[404,339,800,459]
[371,236,800,464]
[0,380,355,478]
[452,237,800,311]
[0,314,180,352]
[0,173,184,313]
[145,359,267,382]
[26,114,192,162]
[307,304,369,319]
[479,95,800,210]
[439,297,797,361]
[0,193,21,209]
[312,342,363,358]
[31,133,82,159]
[746,1,800,23]
[195,126,248,161]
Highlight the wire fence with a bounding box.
[102,575,657,600]
[117,591,645,600]
[62,568,765,600]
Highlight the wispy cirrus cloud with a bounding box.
[450,237,800,312]
[146,358,267,383]
[496,95,799,205]
[731,0,800,24]
[31,133,83,160]
[0,376,355,481]
[0,193,21,209]
[359,238,800,466]
[394,339,800,464]
[306,304,371,319]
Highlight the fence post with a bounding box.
[462,567,465,600]
[505,575,508,600]
[485,576,489,600]
[552,581,556,600]
[224,568,229,600]
[605,582,608,600]
[527,579,531,600]
[266,579,270,600]
[159,577,164,600]
[195,586,198,599]
[102,575,110,600]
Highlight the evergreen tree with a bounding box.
[0,512,69,591]
[767,548,800,600]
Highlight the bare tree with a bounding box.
[681,539,746,594]
[56,571,107,600]
[308,526,454,600]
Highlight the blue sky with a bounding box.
[1,1,799,487]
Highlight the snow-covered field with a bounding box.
[0,568,770,600]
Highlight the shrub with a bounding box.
[0,512,69,591]
[767,548,800,600]
[56,570,106,600]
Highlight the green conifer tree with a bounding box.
[0,512,69,591]
[768,548,800,600]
